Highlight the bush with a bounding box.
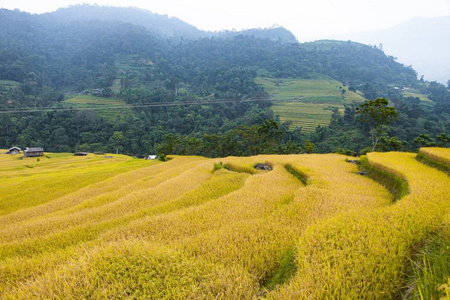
[359,147,372,156]
[213,162,223,172]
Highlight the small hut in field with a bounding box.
[5,147,21,155]
[74,152,88,156]
[24,147,44,158]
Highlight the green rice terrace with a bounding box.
[255,77,366,132]
[63,95,132,120]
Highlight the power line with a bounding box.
[0,97,305,114]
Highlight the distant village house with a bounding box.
[74,152,88,156]
[146,155,157,160]
[24,147,44,158]
[5,146,21,155]
[92,88,103,96]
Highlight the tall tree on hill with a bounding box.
[356,98,398,151]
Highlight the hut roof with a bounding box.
[25,147,44,152]
[74,152,88,156]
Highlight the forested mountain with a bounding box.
[0,5,448,156]
[46,5,206,40]
[44,5,297,42]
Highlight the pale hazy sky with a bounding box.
[1,0,450,41]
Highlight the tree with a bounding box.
[257,119,284,152]
[109,131,125,154]
[304,140,315,153]
[436,134,450,147]
[356,98,398,151]
[378,136,406,151]
[413,134,437,148]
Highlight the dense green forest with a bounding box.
[0,5,449,156]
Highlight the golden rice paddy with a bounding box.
[0,148,448,299]
[419,147,450,165]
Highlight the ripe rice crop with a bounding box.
[417,147,450,175]
[0,150,448,298]
[267,152,450,299]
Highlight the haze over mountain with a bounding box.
[335,16,450,84]
[46,5,205,40]
[44,5,297,43]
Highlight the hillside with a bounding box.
[0,149,449,298]
[46,5,207,40]
[0,6,449,155]
[45,5,298,42]
[0,6,419,91]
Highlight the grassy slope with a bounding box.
[255,77,365,132]
[64,95,125,106]
[0,150,448,298]
[398,82,435,107]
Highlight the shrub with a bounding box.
[213,162,223,172]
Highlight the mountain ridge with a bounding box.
[43,4,297,43]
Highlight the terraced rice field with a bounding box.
[0,148,449,299]
[419,147,450,165]
[271,102,340,132]
[63,95,131,120]
[417,147,450,176]
[255,77,366,132]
